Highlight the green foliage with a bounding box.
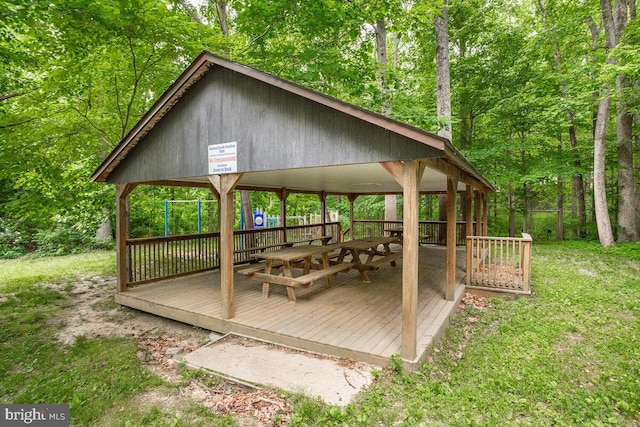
[0,219,27,258]
[34,224,94,256]
[389,353,404,375]
[1,0,638,255]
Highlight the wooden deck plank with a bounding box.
[308,281,399,344]
[116,246,467,369]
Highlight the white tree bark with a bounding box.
[435,1,451,141]
[592,0,617,247]
[374,18,397,222]
[594,95,615,247]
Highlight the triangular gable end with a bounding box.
[92,52,449,185]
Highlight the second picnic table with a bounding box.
[336,236,402,283]
[240,243,352,302]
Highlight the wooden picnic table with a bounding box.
[383,227,431,245]
[384,227,404,238]
[239,243,352,302]
[337,236,402,283]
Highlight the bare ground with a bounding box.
[50,275,292,426]
[42,276,491,425]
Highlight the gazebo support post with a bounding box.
[446,176,458,301]
[348,194,357,241]
[474,190,482,236]
[276,188,289,243]
[402,160,424,359]
[381,160,424,361]
[482,192,489,236]
[465,185,473,240]
[116,183,137,293]
[319,191,327,237]
[209,173,243,320]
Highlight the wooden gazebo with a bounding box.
[92,51,493,365]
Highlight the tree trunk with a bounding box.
[435,1,451,141]
[374,18,397,222]
[458,37,473,148]
[508,183,515,237]
[594,95,615,247]
[214,1,229,36]
[616,74,637,241]
[569,114,587,237]
[592,0,616,247]
[241,190,254,229]
[178,0,204,24]
[557,137,565,241]
[613,1,638,241]
[522,182,529,234]
[385,194,397,223]
[375,19,390,116]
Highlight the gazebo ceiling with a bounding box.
[178,161,462,194]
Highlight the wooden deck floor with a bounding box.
[116,245,467,369]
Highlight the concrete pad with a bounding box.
[182,334,373,406]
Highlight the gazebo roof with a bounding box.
[92,51,493,194]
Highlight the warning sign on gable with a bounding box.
[208,142,237,174]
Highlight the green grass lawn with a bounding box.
[0,250,116,291]
[1,243,638,426]
[0,250,232,426]
[288,242,640,426]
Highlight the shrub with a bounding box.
[34,224,93,256]
[0,219,27,259]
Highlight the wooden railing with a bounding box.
[466,233,532,294]
[125,222,342,287]
[353,220,472,245]
[127,233,220,286]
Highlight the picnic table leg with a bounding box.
[262,259,273,298]
[351,249,371,283]
[384,243,398,267]
[336,248,348,263]
[321,252,334,288]
[282,261,297,303]
[365,247,376,265]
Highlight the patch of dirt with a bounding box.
[53,276,207,351]
[49,276,290,426]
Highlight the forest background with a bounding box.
[1,0,638,258]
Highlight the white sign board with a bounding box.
[208,142,237,174]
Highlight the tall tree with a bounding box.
[592,0,617,247]
[435,0,452,239]
[435,0,451,141]
[374,17,399,223]
[614,0,638,242]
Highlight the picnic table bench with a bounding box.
[383,227,431,245]
[238,243,352,302]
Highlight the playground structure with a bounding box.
[164,199,216,236]
[259,211,340,228]
[164,199,339,235]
